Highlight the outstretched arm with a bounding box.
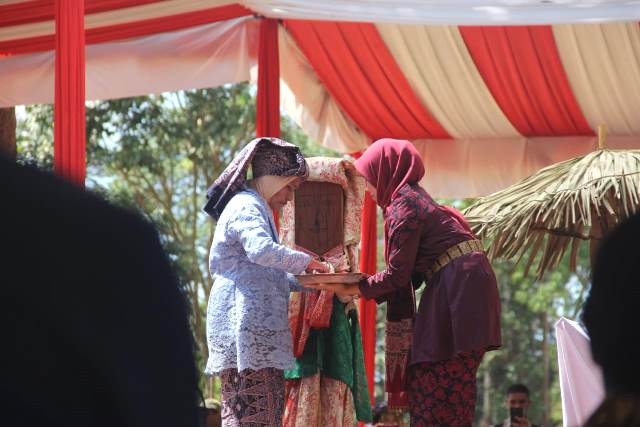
[359,212,422,302]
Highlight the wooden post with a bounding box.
[597,124,607,150]
[0,107,16,160]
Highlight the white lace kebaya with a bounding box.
[205,188,311,375]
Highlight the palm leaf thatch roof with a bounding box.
[463,148,640,277]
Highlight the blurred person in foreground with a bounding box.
[0,155,198,427]
[372,403,406,427]
[583,212,640,427]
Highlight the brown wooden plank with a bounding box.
[294,181,344,255]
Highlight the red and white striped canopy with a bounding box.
[2,0,640,197]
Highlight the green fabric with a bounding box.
[285,297,373,422]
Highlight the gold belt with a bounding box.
[425,239,484,282]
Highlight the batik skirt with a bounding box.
[219,367,285,427]
[407,349,485,427]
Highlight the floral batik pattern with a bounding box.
[284,374,355,427]
[220,367,285,427]
[407,350,485,427]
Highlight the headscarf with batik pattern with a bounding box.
[203,137,308,220]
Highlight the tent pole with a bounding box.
[54,0,86,187]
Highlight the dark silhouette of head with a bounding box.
[583,212,640,395]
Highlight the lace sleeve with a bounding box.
[229,204,311,274]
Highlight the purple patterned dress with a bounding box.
[359,183,501,426]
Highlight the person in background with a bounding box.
[203,137,329,427]
[336,138,501,426]
[494,384,539,427]
[583,212,640,427]
[0,155,199,427]
[372,403,406,427]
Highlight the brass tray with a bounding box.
[294,272,365,285]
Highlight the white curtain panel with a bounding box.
[413,136,640,198]
[243,0,640,25]
[0,16,258,107]
[553,22,640,136]
[555,317,605,427]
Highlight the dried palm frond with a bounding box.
[463,149,640,277]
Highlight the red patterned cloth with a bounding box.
[289,289,334,358]
[284,374,356,427]
[220,368,285,427]
[407,350,485,427]
[384,318,414,409]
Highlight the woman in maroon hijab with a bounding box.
[353,138,501,426]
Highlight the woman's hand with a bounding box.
[336,291,356,303]
[305,259,331,273]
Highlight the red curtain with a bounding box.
[256,18,281,228]
[0,0,162,27]
[359,192,378,408]
[459,26,592,136]
[284,20,449,140]
[256,18,280,139]
[0,4,252,55]
[54,0,85,187]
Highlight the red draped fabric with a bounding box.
[0,0,162,27]
[459,26,593,136]
[359,191,378,409]
[256,18,281,228]
[284,20,450,140]
[256,18,280,139]
[0,4,253,56]
[54,0,85,187]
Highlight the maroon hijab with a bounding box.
[354,138,425,209]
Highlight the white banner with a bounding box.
[555,317,604,427]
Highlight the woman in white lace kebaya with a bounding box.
[203,138,328,427]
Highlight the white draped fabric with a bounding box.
[0,17,258,107]
[553,22,640,136]
[414,136,640,198]
[555,317,605,427]
[243,0,640,25]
